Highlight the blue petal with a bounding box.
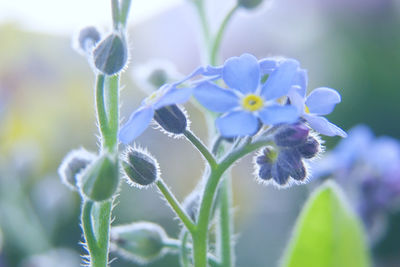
[292,69,308,97]
[153,86,193,109]
[193,81,239,113]
[261,59,299,100]
[258,104,298,125]
[304,114,347,137]
[305,87,341,115]
[216,111,259,137]
[259,58,278,74]
[119,107,155,143]
[173,65,223,87]
[288,88,305,115]
[222,53,260,94]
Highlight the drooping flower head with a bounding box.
[119,65,222,143]
[194,53,301,137]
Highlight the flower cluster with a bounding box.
[254,123,321,187]
[119,53,346,143]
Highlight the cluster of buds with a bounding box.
[254,123,321,187]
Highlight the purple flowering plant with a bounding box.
[59,1,374,267]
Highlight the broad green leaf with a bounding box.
[281,180,370,267]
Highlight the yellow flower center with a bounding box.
[305,105,310,114]
[241,94,264,111]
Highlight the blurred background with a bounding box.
[1,0,400,266]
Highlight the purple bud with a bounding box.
[274,123,309,147]
[271,164,290,185]
[278,150,306,181]
[297,136,320,159]
[258,163,272,180]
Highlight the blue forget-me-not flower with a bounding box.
[194,53,300,137]
[288,72,347,137]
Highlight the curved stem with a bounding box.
[210,4,239,66]
[184,130,217,169]
[156,179,196,233]
[95,74,110,149]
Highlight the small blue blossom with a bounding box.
[119,66,222,144]
[194,53,300,137]
[288,77,347,137]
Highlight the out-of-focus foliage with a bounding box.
[282,181,370,267]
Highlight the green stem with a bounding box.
[193,0,211,62]
[82,200,108,267]
[95,74,109,148]
[104,75,120,150]
[156,179,196,233]
[179,231,190,267]
[165,237,220,267]
[184,130,217,169]
[210,4,239,66]
[192,137,273,267]
[111,0,120,30]
[218,177,233,267]
[119,0,132,28]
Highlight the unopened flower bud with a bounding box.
[297,136,320,159]
[93,33,128,75]
[154,105,188,135]
[274,123,309,147]
[278,149,306,181]
[58,148,96,190]
[78,153,119,201]
[111,222,168,264]
[77,26,101,54]
[122,147,160,187]
[238,0,263,9]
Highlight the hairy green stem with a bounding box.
[156,179,196,233]
[82,200,109,267]
[184,130,217,169]
[192,137,273,267]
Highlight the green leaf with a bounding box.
[281,180,371,267]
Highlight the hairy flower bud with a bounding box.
[93,33,128,75]
[78,153,119,201]
[238,0,263,9]
[111,222,168,264]
[154,105,188,136]
[77,26,101,54]
[274,123,309,147]
[58,148,96,190]
[297,136,320,159]
[122,147,160,187]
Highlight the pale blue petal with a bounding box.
[261,59,300,100]
[259,58,278,74]
[119,107,154,143]
[292,69,308,97]
[288,88,305,115]
[305,87,341,115]
[304,114,347,137]
[222,53,260,94]
[258,104,299,125]
[173,65,223,87]
[153,87,193,109]
[194,82,239,113]
[216,111,259,137]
